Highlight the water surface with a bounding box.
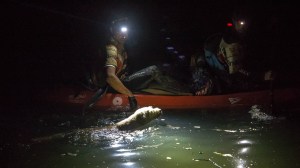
[1,106,300,168]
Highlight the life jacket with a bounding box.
[106,37,128,77]
[88,37,128,89]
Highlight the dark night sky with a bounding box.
[3,0,299,103]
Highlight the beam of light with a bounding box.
[113,152,138,157]
[110,143,123,148]
[121,162,136,167]
[238,147,250,154]
[237,139,253,145]
[116,149,132,152]
[224,129,237,133]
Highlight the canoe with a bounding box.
[38,86,300,111]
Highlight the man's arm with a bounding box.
[106,66,134,97]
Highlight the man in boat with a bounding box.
[189,17,247,95]
[84,17,191,112]
[190,12,273,95]
[86,17,138,111]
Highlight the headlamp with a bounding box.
[238,20,245,26]
[121,26,128,33]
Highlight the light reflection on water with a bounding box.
[2,108,300,168]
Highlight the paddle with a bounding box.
[82,85,108,116]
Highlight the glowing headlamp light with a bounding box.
[239,21,245,25]
[121,26,128,33]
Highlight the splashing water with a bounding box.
[248,105,276,121]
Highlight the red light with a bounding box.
[227,22,233,27]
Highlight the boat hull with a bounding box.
[39,87,300,111]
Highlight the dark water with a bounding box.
[1,105,300,168]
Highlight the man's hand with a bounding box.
[128,96,138,111]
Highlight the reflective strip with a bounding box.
[105,57,118,67]
[105,64,116,68]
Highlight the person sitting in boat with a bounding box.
[189,24,247,95]
[85,17,191,111]
[190,13,274,95]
